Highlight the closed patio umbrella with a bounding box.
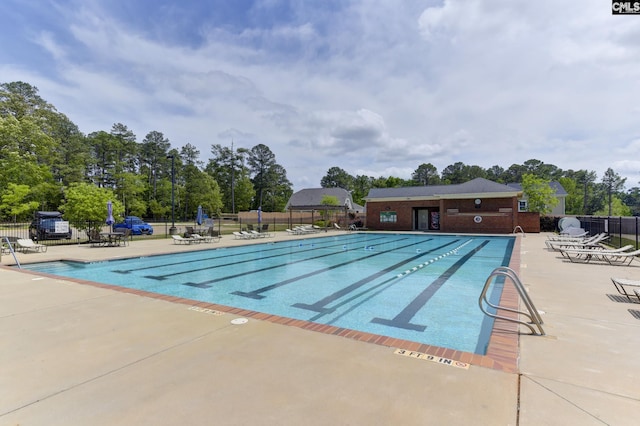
[196,205,203,226]
[106,200,115,231]
[257,206,262,225]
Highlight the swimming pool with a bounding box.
[21,233,514,354]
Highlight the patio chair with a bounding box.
[233,231,251,240]
[117,228,131,246]
[88,229,107,247]
[260,224,272,237]
[249,230,266,238]
[611,278,640,302]
[16,238,47,253]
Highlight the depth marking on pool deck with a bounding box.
[394,349,470,369]
[188,306,224,315]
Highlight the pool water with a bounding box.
[22,233,514,354]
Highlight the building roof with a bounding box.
[365,178,522,201]
[506,181,568,197]
[285,188,355,211]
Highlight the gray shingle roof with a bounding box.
[506,181,567,196]
[365,178,521,200]
[286,188,355,210]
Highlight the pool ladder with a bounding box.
[1,236,21,268]
[479,266,544,335]
[513,226,525,237]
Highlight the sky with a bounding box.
[1,0,639,191]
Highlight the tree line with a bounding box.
[321,159,640,216]
[0,81,293,222]
[321,158,634,217]
[1,81,637,222]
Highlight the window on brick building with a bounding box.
[380,211,397,223]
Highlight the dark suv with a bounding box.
[29,211,72,241]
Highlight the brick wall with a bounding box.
[516,212,541,233]
[366,197,522,234]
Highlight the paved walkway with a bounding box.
[1,232,639,425]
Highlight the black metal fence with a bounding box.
[0,220,173,247]
[5,215,637,249]
[575,216,640,250]
[0,214,331,247]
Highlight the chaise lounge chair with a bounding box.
[559,244,634,260]
[563,247,640,265]
[171,235,199,245]
[610,278,640,302]
[546,232,590,242]
[233,231,251,240]
[16,238,47,253]
[191,233,217,243]
[545,233,609,251]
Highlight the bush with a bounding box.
[540,216,557,232]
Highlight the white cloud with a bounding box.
[2,0,640,191]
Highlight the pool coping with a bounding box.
[4,235,521,373]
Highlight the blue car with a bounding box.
[113,216,153,235]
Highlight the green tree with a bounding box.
[623,186,640,216]
[61,183,124,235]
[521,174,558,214]
[558,177,582,215]
[0,183,39,220]
[118,172,148,217]
[207,143,250,213]
[139,130,171,201]
[260,163,292,212]
[320,195,340,225]
[601,168,626,216]
[522,159,563,180]
[351,175,373,206]
[110,123,139,174]
[577,170,598,214]
[0,115,60,209]
[184,171,223,219]
[412,163,440,186]
[321,167,354,189]
[593,196,632,217]
[441,162,486,184]
[247,144,276,208]
[233,173,256,212]
[486,165,506,183]
[50,113,90,186]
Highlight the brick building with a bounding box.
[364,178,539,234]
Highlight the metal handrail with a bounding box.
[1,236,21,268]
[513,226,525,237]
[479,266,544,335]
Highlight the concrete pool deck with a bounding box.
[1,232,639,425]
